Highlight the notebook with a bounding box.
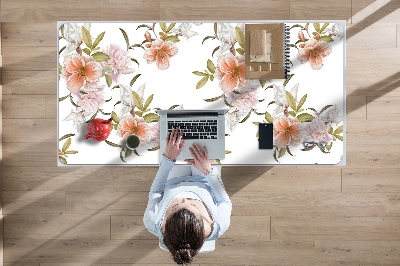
[156,109,228,160]
[244,23,290,79]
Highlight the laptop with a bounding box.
[156,109,228,160]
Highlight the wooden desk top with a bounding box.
[58,21,345,165]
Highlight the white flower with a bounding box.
[272,83,299,117]
[63,110,86,131]
[322,104,343,124]
[172,23,199,39]
[62,23,82,56]
[214,23,236,57]
[119,84,145,117]
[303,117,333,143]
[326,23,343,40]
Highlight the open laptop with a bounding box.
[156,109,228,160]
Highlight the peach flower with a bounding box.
[62,54,101,93]
[117,114,149,142]
[297,39,332,70]
[273,115,303,148]
[143,38,178,70]
[215,53,247,93]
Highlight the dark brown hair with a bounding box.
[163,208,206,264]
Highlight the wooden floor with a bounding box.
[1,0,400,265]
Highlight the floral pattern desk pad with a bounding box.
[58,21,345,165]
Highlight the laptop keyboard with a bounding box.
[168,120,218,139]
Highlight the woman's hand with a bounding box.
[164,127,186,161]
[184,143,212,175]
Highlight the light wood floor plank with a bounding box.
[2,119,56,143]
[231,192,386,217]
[1,23,56,46]
[2,142,56,167]
[316,240,400,264]
[346,144,400,168]
[290,0,351,19]
[46,96,57,119]
[4,214,110,240]
[3,95,46,119]
[0,0,160,22]
[346,96,366,120]
[367,96,400,120]
[160,0,289,21]
[343,168,400,193]
[351,0,375,24]
[4,263,39,266]
[2,166,157,192]
[386,194,400,216]
[2,52,56,71]
[111,216,153,240]
[346,120,400,144]
[2,191,65,215]
[272,216,400,241]
[2,71,56,95]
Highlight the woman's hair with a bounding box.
[163,208,206,264]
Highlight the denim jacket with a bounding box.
[143,155,232,241]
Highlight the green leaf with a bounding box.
[225,150,232,154]
[313,22,321,33]
[59,94,69,102]
[207,59,216,74]
[334,125,343,135]
[168,105,180,110]
[130,74,141,87]
[114,100,121,108]
[286,91,297,111]
[319,36,334,43]
[59,45,66,55]
[329,127,334,134]
[259,79,267,88]
[132,90,144,111]
[105,74,112,87]
[99,109,111,116]
[103,66,112,73]
[87,110,98,122]
[92,52,111,62]
[164,35,180,43]
[307,107,318,114]
[334,134,343,141]
[135,111,143,117]
[92,31,105,49]
[253,122,260,125]
[318,105,333,115]
[159,23,167,32]
[267,101,275,107]
[110,112,120,124]
[125,148,133,158]
[166,23,176,32]
[235,26,245,48]
[288,111,297,117]
[273,149,279,163]
[224,96,233,107]
[283,74,294,87]
[148,146,160,151]
[119,28,130,49]
[143,94,154,111]
[62,138,72,152]
[286,146,294,156]
[297,94,307,112]
[210,75,214,81]
[134,150,141,156]
[81,26,92,49]
[82,48,91,56]
[212,46,220,57]
[202,36,214,44]
[196,76,208,89]
[326,142,333,151]
[320,22,330,32]
[105,140,122,147]
[264,111,273,123]
[143,113,160,123]
[136,24,152,30]
[297,113,315,122]
[278,147,286,158]
[69,96,78,107]
[59,156,67,164]
[289,24,305,30]
[239,111,251,123]
[64,150,78,154]
[204,94,223,102]
[59,133,75,141]
[214,23,218,35]
[192,71,208,76]
[131,58,139,66]
[236,48,245,55]
[120,150,127,163]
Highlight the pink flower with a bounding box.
[143,38,178,70]
[297,39,332,70]
[215,53,248,93]
[102,44,135,82]
[73,84,106,113]
[117,114,149,142]
[303,117,333,143]
[147,122,161,147]
[273,115,303,148]
[298,31,306,42]
[62,54,102,93]
[229,89,259,114]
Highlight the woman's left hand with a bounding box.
[164,127,186,161]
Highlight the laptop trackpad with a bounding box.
[181,140,222,160]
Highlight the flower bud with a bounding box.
[299,43,305,48]
[298,31,305,42]
[144,31,152,42]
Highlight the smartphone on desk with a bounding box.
[258,123,273,149]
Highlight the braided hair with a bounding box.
[163,208,206,264]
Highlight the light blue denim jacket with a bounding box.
[143,155,232,241]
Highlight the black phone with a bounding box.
[258,123,273,149]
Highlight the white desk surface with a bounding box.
[58,21,345,165]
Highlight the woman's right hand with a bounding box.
[184,143,212,175]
